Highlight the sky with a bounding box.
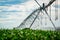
[0,0,60,29]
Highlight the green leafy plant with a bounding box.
[0,28,60,40]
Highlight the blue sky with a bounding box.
[0,0,28,6]
[0,0,60,29]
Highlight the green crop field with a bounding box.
[0,28,60,40]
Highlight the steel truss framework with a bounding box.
[16,0,57,30]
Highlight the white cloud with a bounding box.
[0,0,38,22]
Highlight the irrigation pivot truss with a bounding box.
[15,0,58,30]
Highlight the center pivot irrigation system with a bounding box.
[16,0,58,30]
